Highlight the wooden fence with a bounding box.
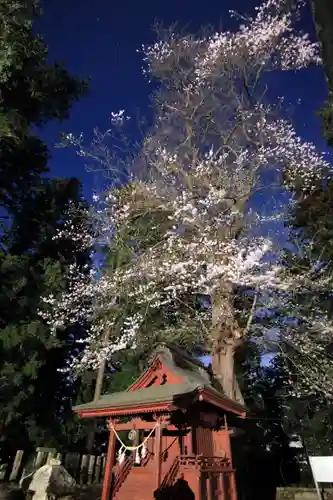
[0,447,106,485]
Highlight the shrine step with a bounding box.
[114,473,155,500]
[130,467,155,474]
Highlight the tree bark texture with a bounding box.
[310,0,333,93]
[86,328,110,453]
[211,281,244,405]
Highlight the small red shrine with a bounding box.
[73,344,246,500]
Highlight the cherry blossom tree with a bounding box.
[40,0,333,403]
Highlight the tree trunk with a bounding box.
[212,341,244,404]
[310,0,333,92]
[211,281,245,405]
[85,328,110,453]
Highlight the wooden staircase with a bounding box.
[112,454,236,500]
[112,451,156,500]
[112,451,178,500]
[160,456,180,491]
[112,453,135,499]
[113,466,156,500]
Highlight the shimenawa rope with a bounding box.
[109,421,159,451]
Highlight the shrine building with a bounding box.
[73,344,246,500]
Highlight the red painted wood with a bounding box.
[112,452,239,500]
[182,469,200,499]
[75,349,246,500]
[219,472,225,500]
[113,468,155,500]
[196,427,215,457]
[75,400,171,418]
[115,420,178,431]
[207,473,212,499]
[155,421,162,489]
[223,417,233,465]
[101,426,116,500]
[129,360,183,391]
[229,472,238,500]
[199,388,246,417]
[213,428,232,460]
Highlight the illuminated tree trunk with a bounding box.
[310,0,333,90]
[212,340,244,404]
[86,328,110,453]
[211,281,244,405]
[310,0,333,144]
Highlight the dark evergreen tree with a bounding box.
[0,0,89,458]
[280,176,333,479]
[234,350,300,500]
[0,179,93,456]
[0,0,87,219]
[275,148,333,485]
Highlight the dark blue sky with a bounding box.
[38,0,331,201]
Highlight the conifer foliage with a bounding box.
[0,0,90,455]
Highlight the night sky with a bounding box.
[38,0,331,201]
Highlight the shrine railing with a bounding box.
[179,455,232,471]
[160,457,180,490]
[112,453,134,498]
[141,449,154,467]
[158,454,233,493]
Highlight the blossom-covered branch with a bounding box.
[40,0,333,401]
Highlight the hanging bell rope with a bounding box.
[108,421,160,451]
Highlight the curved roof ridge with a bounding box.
[151,343,210,372]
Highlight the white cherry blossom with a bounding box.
[39,0,333,401]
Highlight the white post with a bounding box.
[309,456,328,500]
[9,450,24,481]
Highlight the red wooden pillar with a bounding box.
[224,416,237,500]
[102,419,117,500]
[206,473,212,500]
[183,426,196,456]
[191,425,197,455]
[183,428,189,455]
[218,473,225,500]
[224,416,232,464]
[155,419,162,489]
[229,473,237,500]
[186,426,195,455]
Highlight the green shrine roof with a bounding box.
[73,344,245,416]
[73,381,201,412]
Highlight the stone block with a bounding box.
[20,458,76,500]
